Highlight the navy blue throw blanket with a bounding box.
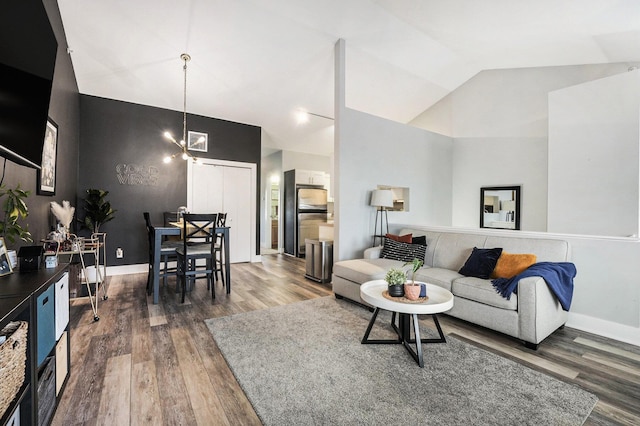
[491,262,576,311]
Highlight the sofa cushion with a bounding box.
[484,236,569,263]
[491,252,537,279]
[414,268,458,292]
[333,258,404,284]
[380,237,427,262]
[452,276,518,310]
[385,233,412,243]
[458,247,503,279]
[432,233,489,270]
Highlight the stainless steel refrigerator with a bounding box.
[283,171,328,257]
[297,187,328,257]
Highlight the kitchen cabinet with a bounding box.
[294,169,329,187]
[0,266,70,426]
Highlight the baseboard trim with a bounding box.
[566,312,640,347]
[107,264,148,276]
[105,256,261,277]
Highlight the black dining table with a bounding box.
[150,225,230,304]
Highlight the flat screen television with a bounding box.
[0,0,57,169]
[0,62,53,169]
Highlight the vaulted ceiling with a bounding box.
[58,0,640,157]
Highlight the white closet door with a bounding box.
[223,166,252,263]
[191,164,223,213]
[189,162,252,263]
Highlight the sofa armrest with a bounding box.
[517,276,568,344]
[364,245,382,259]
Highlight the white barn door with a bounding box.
[188,159,256,263]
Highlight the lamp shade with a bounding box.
[370,189,393,208]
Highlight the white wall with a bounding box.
[282,151,331,174]
[452,137,548,231]
[411,63,634,232]
[548,70,640,237]
[565,235,640,334]
[335,107,453,261]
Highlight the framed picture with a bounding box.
[0,237,12,277]
[187,131,208,152]
[37,118,58,196]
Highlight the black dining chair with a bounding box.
[176,213,218,303]
[144,212,179,295]
[163,211,181,243]
[213,213,227,284]
[144,212,154,293]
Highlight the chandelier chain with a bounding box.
[182,54,190,144]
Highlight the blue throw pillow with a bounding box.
[458,247,503,279]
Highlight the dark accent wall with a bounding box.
[78,95,261,266]
[0,0,80,251]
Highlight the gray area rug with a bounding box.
[205,297,597,425]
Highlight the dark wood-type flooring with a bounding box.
[52,254,640,425]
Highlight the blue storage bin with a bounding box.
[36,284,56,366]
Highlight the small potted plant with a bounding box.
[384,268,406,297]
[403,258,424,300]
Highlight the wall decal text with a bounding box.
[116,164,159,186]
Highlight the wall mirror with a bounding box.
[480,186,521,230]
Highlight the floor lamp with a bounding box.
[371,189,394,246]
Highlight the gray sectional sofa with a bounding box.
[332,227,572,348]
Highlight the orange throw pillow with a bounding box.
[385,233,412,243]
[491,252,537,279]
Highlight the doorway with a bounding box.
[269,177,280,253]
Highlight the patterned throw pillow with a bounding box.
[380,237,427,262]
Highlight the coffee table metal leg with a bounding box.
[361,307,381,343]
[362,309,446,367]
[403,314,447,344]
[362,307,402,344]
[429,314,446,344]
[413,314,424,367]
[399,314,424,367]
[402,314,424,368]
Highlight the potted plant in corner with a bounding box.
[403,258,424,300]
[80,189,116,234]
[385,268,406,297]
[0,183,33,245]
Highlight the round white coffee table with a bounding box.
[360,280,454,367]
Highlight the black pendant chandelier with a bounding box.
[163,53,200,164]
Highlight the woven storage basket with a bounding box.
[0,321,28,417]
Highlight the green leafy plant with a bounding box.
[403,258,424,285]
[0,184,32,244]
[81,189,116,233]
[384,268,407,286]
